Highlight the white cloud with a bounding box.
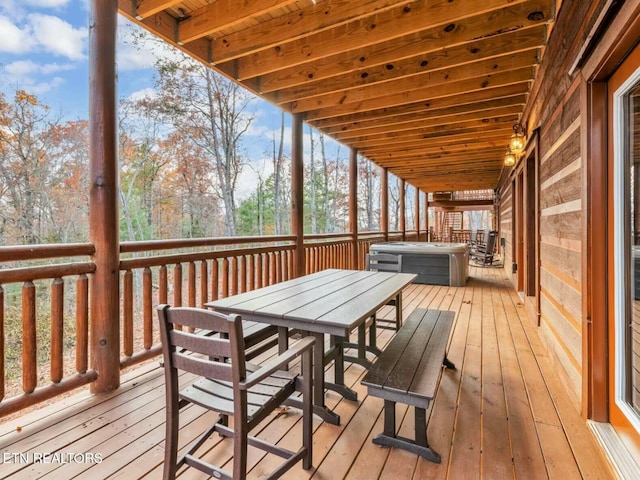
[5,59,74,76]
[23,0,71,7]
[0,15,34,53]
[28,13,87,60]
[127,87,157,102]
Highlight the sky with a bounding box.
[0,0,360,200]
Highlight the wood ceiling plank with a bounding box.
[379,152,506,168]
[360,135,511,157]
[233,0,548,80]
[271,31,543,100]
[323,99,526,135]
[282,51,539,112]
[300,68,533,119]
[363,141,508,159]
[207,0,409,62]
[358,129,514,154]
[134,0,182,19]
[310,89,528,128]
[350,123,516,149]
[255,1,551,90]
[333,107,522,140]
[177,0,298,45]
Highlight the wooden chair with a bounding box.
[471,230,498,265]
[157,305,314,480]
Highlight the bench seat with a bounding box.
[361,308,455,463]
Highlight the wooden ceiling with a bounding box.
[118,0,556,192]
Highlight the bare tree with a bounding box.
[273,111,285,235]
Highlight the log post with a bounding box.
[349,148,358,269]
[89,0,120,393]
[291,113,305,277]
[381,167,389,242]
[414,186,420,239]
[399,178,406,240]
[424,192,430,241]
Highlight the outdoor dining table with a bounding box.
[205,268,416,425]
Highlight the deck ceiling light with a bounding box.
[509,123,526,156]
[504,147,517,167]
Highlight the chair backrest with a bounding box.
[157,305,247,386]
[366,253,402,272]
[486,230,498,252]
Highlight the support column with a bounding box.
[291,113,305,277]
[414,186,420,240]
[89,0,119,393]
[349,148,358,269]
[399,178,406,240]
[381,167,389,241]
[424,192,430,241]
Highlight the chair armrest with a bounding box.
[240,336,315,390]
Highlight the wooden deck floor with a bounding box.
[0,266,614,479]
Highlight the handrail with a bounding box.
[120,235,296,253]
[0,243,95,262]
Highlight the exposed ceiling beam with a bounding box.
[134,0,182,20]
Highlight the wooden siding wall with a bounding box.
[500,184,513,272]
[499,0,609,403]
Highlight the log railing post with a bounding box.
[381,167,388,242]
[414,186,420,240]
[424,192,430,241]
[399,178,406,241]
[89,0,120,393]
[349,148,358,269]
[292,113,305,278]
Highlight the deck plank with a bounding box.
[0,266,615,480]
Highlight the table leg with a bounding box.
[326,335,358,401]
[312,332,340,425]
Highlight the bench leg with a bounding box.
[443,356,456,371]
[372,403,441,464]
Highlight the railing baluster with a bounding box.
[231,257,238,295]
[123,270,133,357]
[51,277,64,383]
[239,256,246,293]
[274,252,281,283]
[188,261,196,307]
[263,253,270,286]
[0,286,3,401]
[76,275,88,374]
[143,267,152,349]
[222,258,229,297]
[256,254,263,289]
[248,254,255,291]
[200,260,208,307]
[269,253,276,285]
[22,281,36,394]
[173,263,183,307]
[210,259,219,301]
[159,265,168,304]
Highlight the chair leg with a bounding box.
[164,399,179,480]
[233,411,249,480]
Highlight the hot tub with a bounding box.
[370,242,469,287]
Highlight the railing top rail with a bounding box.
[0,262,96,284]
[120,235,296,253]
[0,244,95,262]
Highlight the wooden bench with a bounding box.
[361,308,455,463]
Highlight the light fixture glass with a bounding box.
[509,123,526,155]
[504,148,516,167]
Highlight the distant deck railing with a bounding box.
[0,230,420,416]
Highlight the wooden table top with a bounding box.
[206,269,416,337]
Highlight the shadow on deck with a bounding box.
[0,266,613,479]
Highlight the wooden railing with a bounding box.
[2,231,413,415]
[118,235,296,369]
[0,244,98,416]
